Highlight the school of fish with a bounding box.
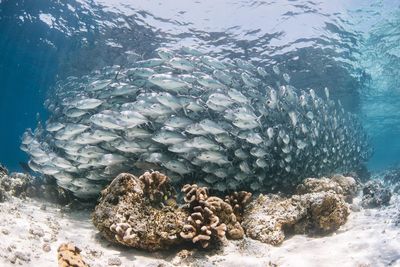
[20,47,372,198]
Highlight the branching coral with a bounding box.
[182,184,208,208]
[139,171,176,206]
[180,204,226,248]
[180,184,244,247]
[224,191,252,222]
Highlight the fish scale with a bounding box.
[21,47,372,198]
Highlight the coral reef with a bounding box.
[92,175,247,251]
[0,169,73,204]
[0,187,8,202]
[0,172,32,198]
[296,175,358,202]
[331,174,359,201]
[361,180,392,208]
[243,177,350,245]
[57,243,88,267]
[93,171,357,249]
[92,172,187,251]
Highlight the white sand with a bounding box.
[0,195,399,267]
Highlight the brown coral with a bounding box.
[180,204,226,248]
[224,191,252,222]
[92,172,187,251]
[139,171,176,206]
[206,196,244,239]
[181,184,209,208]
[57,243,88,267]
[180,184,244,247]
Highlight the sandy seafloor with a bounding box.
[0,194,399,267]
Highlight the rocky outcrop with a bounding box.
[92,172,187,251]
[294,191,349,234]
[57,243,88,267]
[361,180,392,208]
[296,175,358,202]
[243,176,350,245]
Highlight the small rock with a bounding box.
[108,257,122,266]
[8,255,16,264]
[40,204,47,210]
[350,203,361,212]
[177,249,192,259]
[42,243,51,252]
[29,225,45,237]
[1,228,10,235]
[87,248,103,258]
[14,251,31,262]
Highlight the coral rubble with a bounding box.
[361,180,392,208]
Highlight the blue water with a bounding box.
[0,0,399,171]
